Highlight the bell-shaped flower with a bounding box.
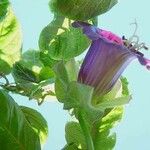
[72,21,150,97]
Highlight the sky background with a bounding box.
[9,0,150,150]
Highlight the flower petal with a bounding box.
[138,56,150,70]
[100,30,123,45]
[78,36,136,97]
[75,21,150,98]
[72,21,124,45]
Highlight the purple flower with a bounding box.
[72,21,150,97]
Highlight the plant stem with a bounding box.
[78,110,95,150]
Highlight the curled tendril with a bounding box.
[136,42,147,50]
[124,20,148,51]
[130,20,138,37]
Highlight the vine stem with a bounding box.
[78,110,95,150]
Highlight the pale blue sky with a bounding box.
[10,0,150,150]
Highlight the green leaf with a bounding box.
[0,7,22,74]
[39,50,57,67]
[54,62,69,83]
[100,107,123,133]
[63,144,80,150]
[65,122,86,149]
[39,14,63,65]
[92,78,129,149]
[39,66,55,81]
[21,50,55,81]
[94,132,116,150]
[64,81,94,109]
[11,50,55,102]
[54,62,69,102]
[0,90,41,150]
[28,79,55,103]
[48,25,90,60]
[0,0,9,20]
[13,62,38,83]
[96,95,131,111]
[97,80,122,103]
[65,59,78,81]
[12,50,55,84]
[120,76,129,96]
[50,0,117,20]
[53,60,78,102]
[39,14,65,51]
[65,82,103,123]
[3,79,55,103]
[39,14,90,61]
[94,107,123,150]
[20,106,48,144]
